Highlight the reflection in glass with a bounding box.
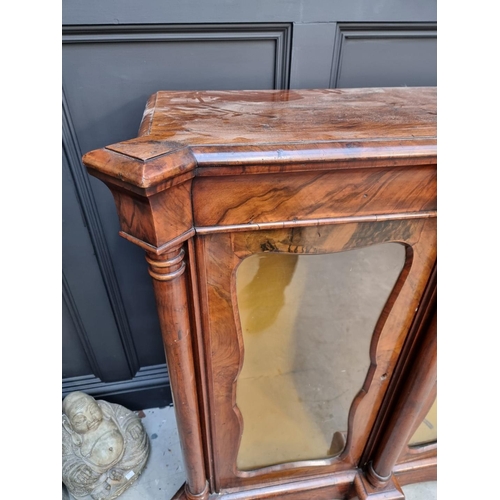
[409,398,437,447]
[235,243,406,470]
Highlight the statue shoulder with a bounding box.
[98,400,139,427]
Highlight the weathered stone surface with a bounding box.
[62,392,149,500]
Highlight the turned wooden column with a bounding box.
[365,301,437,489]
[146,245,209,499]
[367,310,437,485]
[82,140,209,500]
[353,281,436,500]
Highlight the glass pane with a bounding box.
[235,243,406,470]
[409,398,437,447]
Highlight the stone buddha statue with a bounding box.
[62,392,149,500]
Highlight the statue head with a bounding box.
[63,392,104,435]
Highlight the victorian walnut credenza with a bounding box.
[83,87,437,500]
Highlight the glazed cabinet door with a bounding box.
[195,217,436,491]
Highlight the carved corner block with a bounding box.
[83,137,197,253]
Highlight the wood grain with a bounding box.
[193,167,436,228]
[83,88,436,197]
[140,88,436,145]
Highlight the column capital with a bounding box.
[83,138,197,252]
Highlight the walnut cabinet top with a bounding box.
[83,87,436,191]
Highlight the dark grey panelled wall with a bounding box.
[62,0,437,410]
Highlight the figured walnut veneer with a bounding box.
[83,87,437,500]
